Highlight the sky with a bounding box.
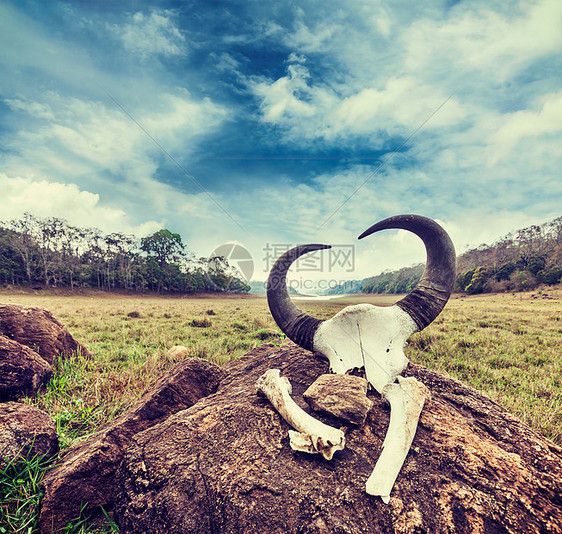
[1,0,561,287]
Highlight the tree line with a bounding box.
[361,264,424,295]
[0,214,250,294]
[454,216,562,294]
[326,216,562,296]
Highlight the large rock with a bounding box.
[0,335,53,401]
[0,304,91,365]
[39,356,225,533]
[0,402,58,469]
[115,343,562,534]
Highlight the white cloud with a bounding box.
[291,17,341,54]
[403,0,562,80]
[248,0,560,148]
[333,77,466,135]
[252,61,318,124]
[111,10,185,58]
[249,62,466,145]
[3,90,226,179]
[4,98,54,120]
[370,5,392,37]
[0,173,161,236]
[0,88,229,247]
[486,91,562,164]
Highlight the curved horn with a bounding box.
[358,214,456,331]
[267,244,331,351]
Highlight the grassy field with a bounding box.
[1,287,561,532]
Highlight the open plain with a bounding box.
[1,288,561,532]
[1,288,560,446]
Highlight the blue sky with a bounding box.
[1,0,561,284]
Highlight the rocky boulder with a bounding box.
[0,304,91,365]
[39,356,225,533]
[115,343,562,534]
[0,335,53,401]
[0,402,58,469]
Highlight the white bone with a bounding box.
[365,376,430,503]
[256,369,345,460]
[313,303,429,500]
[313,304,417,394]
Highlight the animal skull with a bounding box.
[266,214,456,501]
[313,304,416,394]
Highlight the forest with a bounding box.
[0,213,250,294]
[342,216,562,295]
[2,214,562,296]
[453,216,562,293]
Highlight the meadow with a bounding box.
[1,288,561,532]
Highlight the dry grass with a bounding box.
[407,290,562,443]
[1,287,561,446]
[1,287,561,532]
[0,292,283,444]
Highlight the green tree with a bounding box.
[0,228,25,284]
[140,229,185,268]
[527,254,546,276]
[7,213,39,284]
[456,269,475,292]
[464,267,491,294]
[495,262,516,281]
[543,266,562,285]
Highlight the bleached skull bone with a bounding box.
[265,214,456,501]
[267,215,456,391]
[314,304,417,394]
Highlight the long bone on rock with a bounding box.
[266,214,456,502]
[365,376,431,503]
[256,368,345,460]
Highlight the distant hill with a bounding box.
[248,280,302,295]
[453,216,562,293]
[248,281,267,294]
[319,265,423,296]
[321,216,562,296]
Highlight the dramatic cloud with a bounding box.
[0,0,560,283]
[487,91,562,165]
[110,10,186,59]
[0,173,161,236]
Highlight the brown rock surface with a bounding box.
[0,304,91,365]
[39,356,225,534]
[115,343,562,534]
[303,373,373,425]
[0,335,53,401]
[0,402,58,469]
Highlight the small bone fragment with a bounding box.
[303,374,373,425]
[366,376,430,503]
[256,369,345,460]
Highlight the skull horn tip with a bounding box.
[357,214,456,331]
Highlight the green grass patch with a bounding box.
[0,289,561,532]
[0,453,53,533]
